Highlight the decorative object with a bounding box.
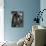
[11,11,24,27]
[33,9,46,24]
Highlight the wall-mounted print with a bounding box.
[11,11,24,27]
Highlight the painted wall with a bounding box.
[4,0,40,42]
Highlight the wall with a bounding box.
[4,0,40,42]
[0,0,4,42]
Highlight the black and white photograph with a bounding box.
[11,11,24,27]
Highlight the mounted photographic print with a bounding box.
[11,11,24,27]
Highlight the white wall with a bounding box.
[0,0,4,42]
